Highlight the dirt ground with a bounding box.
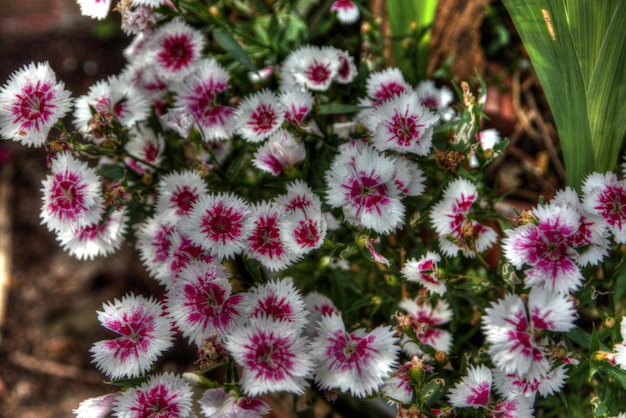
[0,10,562,418]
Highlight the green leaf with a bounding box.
[387,0,437,81]
[586,0,626,173]
[98,163,126,180]
[502,0,595,188]
[212,26,258,74]
[602,364,626,390]
[316,103,367,115]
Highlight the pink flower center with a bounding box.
[14,81,56,132]
[373,82,407,105]
[326,331,377,375]
[171,187,198,215]
[305,61,331,86]
[253,292,294,322]
[49,172,88,219]
[596,185,626,229]
[159,34,194,71]
[200,202,244,244]
[131,383,181,416]
[249,215,285,258]
[246,331,295,381]
[466,381,490,406]
[293,218,321,248]
[249,104,278,134]
[344,171,389,215]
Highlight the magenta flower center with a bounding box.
[305,61,331,85]
[201,202,244,244]
[131,383,181,417]
[344,171,389,215]
[597,185,626,229]
[249,104,278,133]
[14,81,56,131]
[159,34,194,71]
[171,187,198,215]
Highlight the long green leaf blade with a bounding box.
[213,26,258,74]
[502,0,594,188]
[586,0,626,174]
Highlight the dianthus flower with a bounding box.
[73,74,149,138]
[90,293,174,380]
[281,45,340,91]
[40,152,104,233]
[235,89,285,143]
[398,298,453,356]
[582,172,626,243]
[148,18,205,81]
[241,278,308,328]
[279,89,314,125]
[448,365,492,409]
[614,316,626,370]
[57,208,127,260]
[325,144,405,234]
[181,192,253,260]
[503,196,607,293]
[310,313,399,398]
[331,0,360,24]
[226,316,313,396]
[366,92,440,156]
[154,170,208,222]
[173,57,236,141]
[166,261,244,346]
[76,0,112,20]
[135,214,177,280]
[73,393,117,418]
[244,202,298,271]
[401,251,445,296]
[0,61,72,147]
[252,129,306,176]
[430,177,497,258]
[482,287,576,382]
[124,124,165,174]
[415,80,454,120]
[157,229,216,287]
[199,388,271,418]
[113,373,194,418]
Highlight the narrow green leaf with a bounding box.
[387,0,436,81]
[316,103,367,115]
[586,0,626,173]
[212,26,258,74]
[502,0,594,188]
[567,1,616,88]
[602,364,626,390]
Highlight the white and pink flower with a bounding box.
[199,388,271,418]
[398,298,453,356]
[583,172,626,243]
[0,61,72,147]
[430,178,497,258]
[325,145,405,234]
[244,202,297,271]
[331,0,360,24]
[40,152,104,233]
[57,208,127,260]
[154,170,208,222]
[310,313,399,398]
[281,45,340,91]
[401,251,445,296]
[448,365,492,409]
[235,89,284,143]
[482,287,576,381]
[166,260,244,346]
[367,92,439,156]
[226,316,313,396]
[113,373,194,418]
[149,18,205,81]
[181,192,253,260]
[252,129,306,176]
[90,293,174,380]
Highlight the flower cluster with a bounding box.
[2,0,626,417]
